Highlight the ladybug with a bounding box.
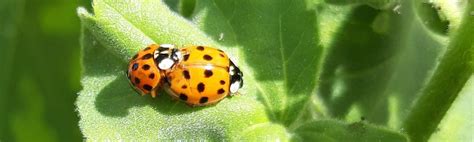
[165,45,243,106]
[127,44,180,97]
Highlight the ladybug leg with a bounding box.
[186,103,195,107]
[162,86,179,101]
[170,96,178,101]
[150,88,159,98]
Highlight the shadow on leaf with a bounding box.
[318,5,401,124]
[195,0,322,126]
[94,74,208,117]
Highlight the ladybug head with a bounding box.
[229,60,243,94]
[154,44,180,70]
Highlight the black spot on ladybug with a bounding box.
[148,73,155,79]
[203,55,213,61]
[200,97,208,104]
[142,53,153,60]
[197,46,204,51]
[217,49,224,52]
[144,46,151,51]
[204,70,213,78]
[197,83,205,93]
[183,54,190,61]
[132,54,139,60]
[182,85,187,89]
[218,89,225,95]
[183,70,191,79]
[179,93,188,101]
[134,77,141,84]
[142,64,150,70]
[219,53,225,58]
[220,80,225,85]
[143,84,153,91]
[132,63,139,71]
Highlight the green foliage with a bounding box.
[77,0,284,140]
[428,76,474,142]
[75,0,472,141]
[0,0,82,142]
[0,0,84,141]
[192,0,323,126]
[402,3,474,141]
[292,120,408,141]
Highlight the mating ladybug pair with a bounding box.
[126,44,243,106]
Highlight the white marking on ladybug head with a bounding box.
[174,51,182,60]
[229,66,236,75]
[160,50,169,54]
[230,80,241,94]
[158,58,175,70]
[154,50,159,58]
[160,44,175,49]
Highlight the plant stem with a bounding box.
[402,2,474,142]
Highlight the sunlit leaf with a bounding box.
[77,0,284,140]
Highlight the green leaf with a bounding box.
[192,0,323,126]
[2,0,83,141]
[0,3,21,139]
[413,0,449,35]
[318,5,404,125]
[292,120,408,142]
[317,3,404,125]
[77,0,286,140]
[315,0,455,130]
[78,0,413,141]
[179,0,196,18]
[402,2,474,142]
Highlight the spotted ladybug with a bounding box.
[165,45,243,106]
[126,44,180,97]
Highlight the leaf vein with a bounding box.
[285,31,307,62]
[278,13,289,121]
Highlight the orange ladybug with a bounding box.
[126,44,180,97]
[165,45,243,106]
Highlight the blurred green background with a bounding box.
[0,0,471,141]
[0,0,90,141]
